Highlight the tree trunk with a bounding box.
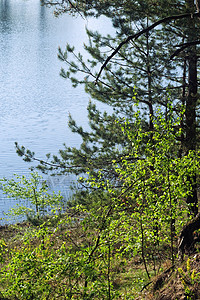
[178,213,200,260]
[185,50,198,215]
[185,0,198,215]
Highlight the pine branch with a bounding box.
[170,40,200,59]
[42,0,85,18]
[95,12,199,83]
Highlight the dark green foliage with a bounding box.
[23,1,199,193]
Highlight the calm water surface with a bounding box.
[0,0,113,222]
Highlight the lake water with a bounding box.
[0,0,113,223]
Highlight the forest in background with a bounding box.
[1,0,200,298]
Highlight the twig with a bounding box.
[140,281,153,292]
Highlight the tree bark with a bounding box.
[185,0,198,215]
[178,213,200,260]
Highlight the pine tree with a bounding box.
[18,0,200,214]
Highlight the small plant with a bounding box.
[0,172,63,221]
[0,239,7,263]
[178,258,200,299]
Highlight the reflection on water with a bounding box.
[0,0,113,223]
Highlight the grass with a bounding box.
[0,214,152,299]
[0,212,200,299]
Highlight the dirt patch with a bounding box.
[152,254,200,300]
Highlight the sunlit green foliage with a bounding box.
[0,1,199,298]
[1,106,199,298]
[0,172,63,220]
